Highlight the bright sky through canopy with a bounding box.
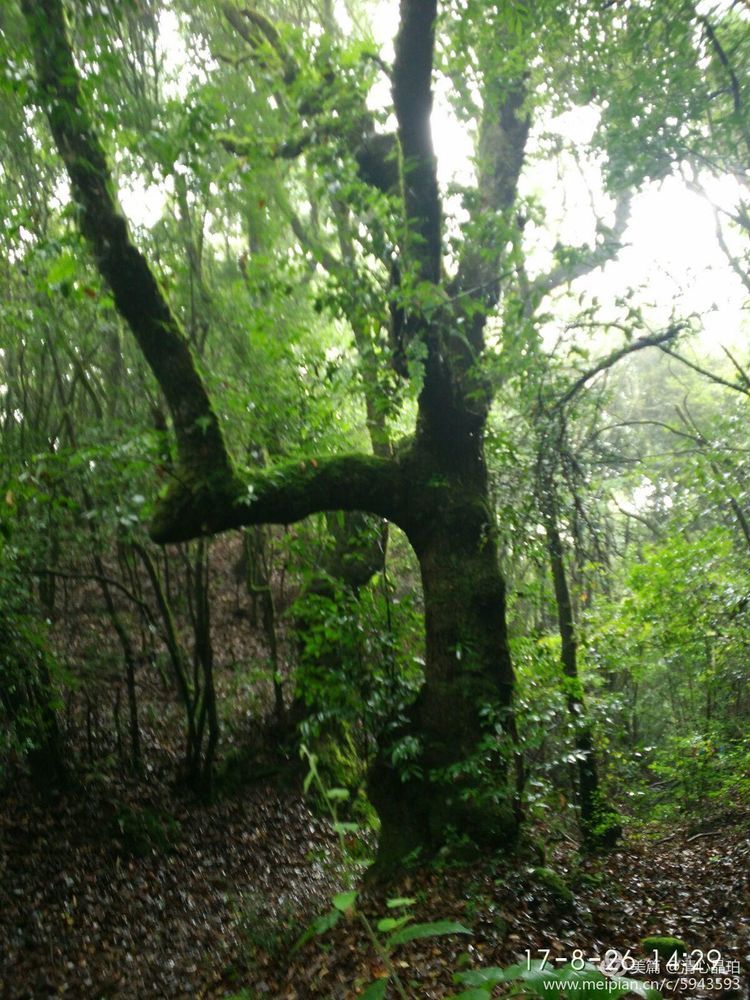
[117,2,748,361]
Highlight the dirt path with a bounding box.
[0,779,338,998]
[2,778,748,999]
[274,812,750,998]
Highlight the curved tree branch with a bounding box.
[686,178,750,294]
[31,567,155,620]
[222,4,298,85]
[529,190,633,303]
[23,0,410,549]
[556,324,683,410]
[150,451,410,545]
[661,343,750,396]
[454,81,530,329]
[220,4,399,194]
[698,12,750,161]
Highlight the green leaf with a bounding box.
[556,966,626,996]
[516,966,567,1000]
[386,896,416,908]
[505,963,633,1000]
[333,821,359,834]
[454,967,509,987]
[359,979,389,1000]
[314,908,342,932]
[46,254,77,288]
[326,787,350,801]
[387,920,472,947]
[376,915,411,933]
[290,907,341,953]
[332,890,358,912]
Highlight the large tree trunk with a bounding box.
[369,444,518,871]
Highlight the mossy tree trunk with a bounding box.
[369,449,517,867]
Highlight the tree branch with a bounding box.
[221,4,298,85]
[530,190,633,303]
[676,402,750,554]
[685,177,750,294]
[285,199,394,456]
[592,417,702,445]
[721,343,750,388]
[22,0,233,482]
[32,567,154,620]
[287,207,342,277]
[556,325,683,410]
[611,500,661,538]
[454,81,530,325]
[220,5,399,194]
[392,0,441,283]
[712,202,750,294]
[21,0,407,553]
[699,12,750,160]
[660,344,750,396]
[150,452,406,545]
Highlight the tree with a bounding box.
[20,0,685,871]
[588,0,750,285]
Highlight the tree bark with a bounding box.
[91,550,142,776]
[368,436,518,870]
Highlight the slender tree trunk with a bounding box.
[540,484,621,848]
[193,539,219,797]
[133,541,199,775]
[113,686,124,769]
[244,528,286,727]
[93,553,142,775]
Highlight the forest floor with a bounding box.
[1,767,749,999]
[2,542,749,998]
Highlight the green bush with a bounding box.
[232,888,305,970]
[641,937,688,961]
[294,580,423,751]
[0,517,65,788]
[649,732,750,814]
